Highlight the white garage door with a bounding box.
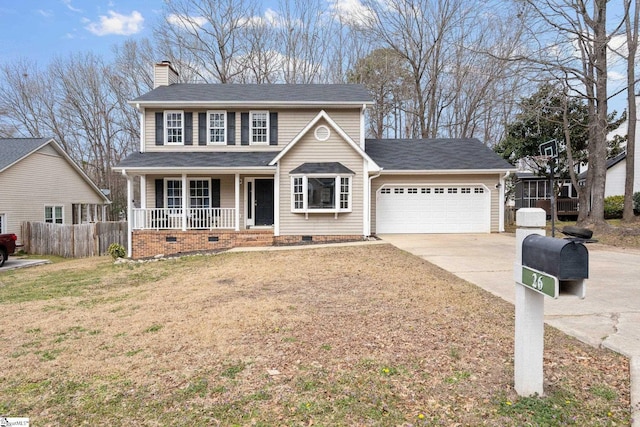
[376,185,490,233]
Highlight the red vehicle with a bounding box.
[0,233,18,267]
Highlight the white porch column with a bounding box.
[273,166,280,236]
[102,204,106,222]
[125,172,133,258]
[140,175,147,208]
[235,173,240,231]
[182,173,187,231]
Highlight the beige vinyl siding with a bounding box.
[0,145,106,243]
[144,108,362,152]
[370,174,502,234]
[278,118,365,236]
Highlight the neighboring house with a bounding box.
[114,62,514,259]
[578,150,635,198]
[578,95,640,197]
[513,171,579,219]
[0,138,111,243]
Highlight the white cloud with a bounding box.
[167,13,207,28]
[85,10,144,36]
[61,0,82,13]
[37,9,53,18]
[328,0,374,26]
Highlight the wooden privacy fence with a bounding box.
[22,222,128,258]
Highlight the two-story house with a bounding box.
[114,62,514,259]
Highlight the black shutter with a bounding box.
[184,112,193,145]
[269,112,278,145]
[227,112,236,145]
[241,112,249,145]
[198,113,207,145]
[211,179,221,208]
[155,179,164,208]
[155,112,164,146]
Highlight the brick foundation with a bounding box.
[131,230,365,259]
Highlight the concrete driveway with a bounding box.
[382,232,640,423]
[0,257,50,271]
[380,233,640,358]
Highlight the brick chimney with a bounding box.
[153,61,179,88]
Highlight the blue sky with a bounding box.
[0,0,631,115]
[0,0,162,64]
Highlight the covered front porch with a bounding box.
[126,173,275,231]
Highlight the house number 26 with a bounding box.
[530,272,544,290]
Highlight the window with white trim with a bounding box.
[474,187,485,194]
[293,177,304,209]
[190,180,210,208]
[380,188,391,194]
[291,175,352,213]
[165,111,184,144]
[434,188,444,194]
[166,179,182,209]
[208,111,226,144]
[45,206,63,224]
[250,111,269,144]
[461,187,471,194]
[448,188,458,194]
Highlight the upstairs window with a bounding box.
[208,111,226,144]
[251,111,269,144]
[165,111,184,144]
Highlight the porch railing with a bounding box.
[131,208,236,230]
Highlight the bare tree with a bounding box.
[622,0,639,221]
[514,0,625,226]
[347,48,412,138]
[155,0,257,83]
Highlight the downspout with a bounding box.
[367,170,382,237]
[137,104,145,153]
[121,169,133,258]
[361,103,367,148]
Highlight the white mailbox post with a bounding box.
[514,208,590,397]
[514,208,546,397]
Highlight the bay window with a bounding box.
[291,175,352,213]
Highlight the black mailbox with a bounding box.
[522,234,589,298]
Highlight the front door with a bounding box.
[252,179,274,226]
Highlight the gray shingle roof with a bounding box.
[132,84,373,105]
[290,162,355,175]
[365,138,514,171]
[115,151,277,169]
[0,138,50,172]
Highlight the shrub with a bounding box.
[108,243,126,260]
[604,195,624,219]
[634,192,640,214]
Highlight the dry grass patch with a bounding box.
[0,245,630,425]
